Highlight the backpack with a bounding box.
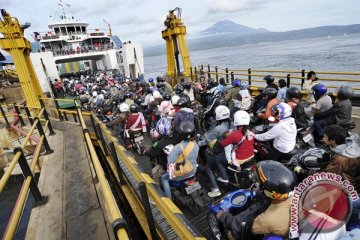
[168,141,195,179]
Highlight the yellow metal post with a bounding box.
[0,10,44,108]
[162,8,191,81]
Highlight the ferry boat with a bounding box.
[29,1,144,95]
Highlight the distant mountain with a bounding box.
[144,23,360,57]
[200,20,270,36]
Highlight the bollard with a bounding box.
[24,105,34,126]
[14,147,48,207]
[215,66,218,82]
[248,68,252,86]
[14,104,25,126]
[39,99,55,135]
[34,117,53,154]
[301,69,305,90]
[139,182,159,240]
[0,105,10,127]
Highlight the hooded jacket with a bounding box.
[255,117,297,153]
[315,99,352,126]
[324,137,360,192]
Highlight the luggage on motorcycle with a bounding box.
[229,193,270,240]
[169,142,195,178]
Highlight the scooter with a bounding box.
[169,176,204,213]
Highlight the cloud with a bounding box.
[207,0,276,14]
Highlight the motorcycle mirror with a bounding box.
[268,116,275,122]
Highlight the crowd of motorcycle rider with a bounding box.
[62,69,359,239]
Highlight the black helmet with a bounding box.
[156,82,165,89]
[264,75,275,84]
[156,76,165,82]
[146,87,152,94]
[124,92,132,99]
[208,78,217,88]
[182,81,191,90]
[177,97,190,108]
[178,121,195,139]
[118,94,126,102]
[162,92,171,101]
[256,160,295,200]
[130,103,139,113]
[134,96,142,105]
[262,88,277,100]
[174,84,184,95]
[278,79,287,88]
[337,85,354,100]
[286,87,301,100]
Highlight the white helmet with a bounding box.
[118,103,129,113]
[234,110,250,126]
[92,91,98,97]
[153,91,162,99]
[171,95,180,105]
[215,105,230,121]
[272,103,292,120]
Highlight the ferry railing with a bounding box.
[47,97,205,239]
[190,65,360,91]
[0,103,54,240]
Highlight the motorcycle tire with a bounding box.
[207,211,224,240]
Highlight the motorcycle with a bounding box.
[169,175,204,213]
[296,127,315,149]
[208,187,279,240]
[128,129,144,155]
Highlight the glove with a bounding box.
[294,166,303,174]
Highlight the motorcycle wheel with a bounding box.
[135,142,143,155]
[207,211,223,240]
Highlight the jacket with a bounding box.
[167,140,199,181]
[258,98,281,120]
[255,117,297,153]
[220,128,255,163]
[225,87,240,109]
[148,134,183,167]
[315,99,352,126]
[174,108,194,130]
[198,121,229,147]
[325,137,360,192]
[291,101,310,129]
[106,112,128,127]
[125,113,146,130]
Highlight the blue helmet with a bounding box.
[148,78,154,83]
[312,83,327,98]
[233,79,241,87]
[240,81,248,90]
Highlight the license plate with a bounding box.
[185,181,201,194]
[134,136,144,142]
[303,133,313,143]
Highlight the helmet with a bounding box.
[171,95,180,105]
[148,78,154,83]
[233,110,250,126]
[174,84,184,95]
[240,81,248,90]
[124,92,132,99]
[233,79,241,87]
[92,91,98,97]
[312,83,327,98]
[278,79,287,88]
[156,117,173,137]
[256,160,295,200]
[182,81,191,90]
[156,82,165,89]
[118,103,129,113]
[262,88,277,100]
[177,97,190,108]
[264,75,275,84]
[208,78,217,88]
[298,148,331,171]
[271,103,292,120]
[337,85,354,100]
[162,92,171,101]
[156,76,165,82]
[150,128,161,140]
[178,121,195,139]
[215,105,230,121]
[130,103,139,113]
[153,91,162,99]
[118,94,126,102]
[286,87,301,100]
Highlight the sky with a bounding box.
[2,0,360,47]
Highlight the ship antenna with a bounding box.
[58,0,67,20]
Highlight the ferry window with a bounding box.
[81,26,86,33]
[76,26,81,33]
[68,26,75,34]
[60,27,66,35]
[54,28,60,34]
